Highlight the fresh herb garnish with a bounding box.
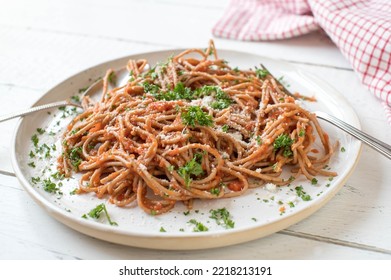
[210,90,233,110]
[31,134,39,147]
[178,153,204,188]
[154,82,195,101]
[273,134,294,157]
[51,171,65,180]
[341,147,346,152]
[181,106,213,127]
[43,178,59,193]
[70,188,78,195]
[209,208,235,229]
[311,178,318,185]
[188,219,209,232]
[71,95,81,103]
[36,128,45,135]
[108,72,116,84]
[31,177,41,184]
[255,68,269,79]
[79,86,89,93]
[221,124,229,132]
[67,147,83,170]
[86,203,118,226]
[210,187,220,196]
[159,227,166,232]
[295,185,311,201]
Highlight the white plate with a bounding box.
[11,49,362,250]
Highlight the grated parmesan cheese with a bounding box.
[231,131,243,141]
[265,183,277,193]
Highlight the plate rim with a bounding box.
[11,48,362,250]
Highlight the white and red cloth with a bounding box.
[213,0,391,124]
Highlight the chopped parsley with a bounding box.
[295,185,311,201]
[167,165,174,172]
[148,82,197,101]
[341,147,346,152]
[36,128,45,135]
[181,106,213,127]
[70,188,78,195]
[43,178,59,193]
[311,178,318,185]
[255,68,269,79]
[188,219,208,232]
[299,129,305,137]
[31,177,41,184]
[178,153,204,188]
[108,71,116,84]
[51,171,65,180]
[85,203,118,226]
[210,187,220,196]
[208,88,233,110]
[221,124,229,133]
[209,208,235,229]
[27,162,36,168]
[71,95,81,103]
[159,227,166,232]
[142,82,160,95]
[31,134,39,147]
[273,134,294,157]
[67,146,83,170]
[79,86,89,93]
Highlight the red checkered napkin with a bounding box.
[213,0,391,125]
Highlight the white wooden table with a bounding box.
[1,0,390,260]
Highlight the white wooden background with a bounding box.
[0,0,390,259]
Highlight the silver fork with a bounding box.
[315,111,391,159]
[0,67,129,123]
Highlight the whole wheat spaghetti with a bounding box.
[58,41,337,215]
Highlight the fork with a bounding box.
[315,111,391,159]
[0,68,129,123]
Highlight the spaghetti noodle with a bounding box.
[58,41,337,215]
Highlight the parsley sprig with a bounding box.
[295,186,311,201]
[67,146,83,170]
[83,203,118,226]
[181,106,213,127]
[209,208,235,229]
[273,134,294,157]
[178,153,204,188]
[188,219,209,232]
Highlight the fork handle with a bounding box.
[0,100,77,123]
[316,112,391,160]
